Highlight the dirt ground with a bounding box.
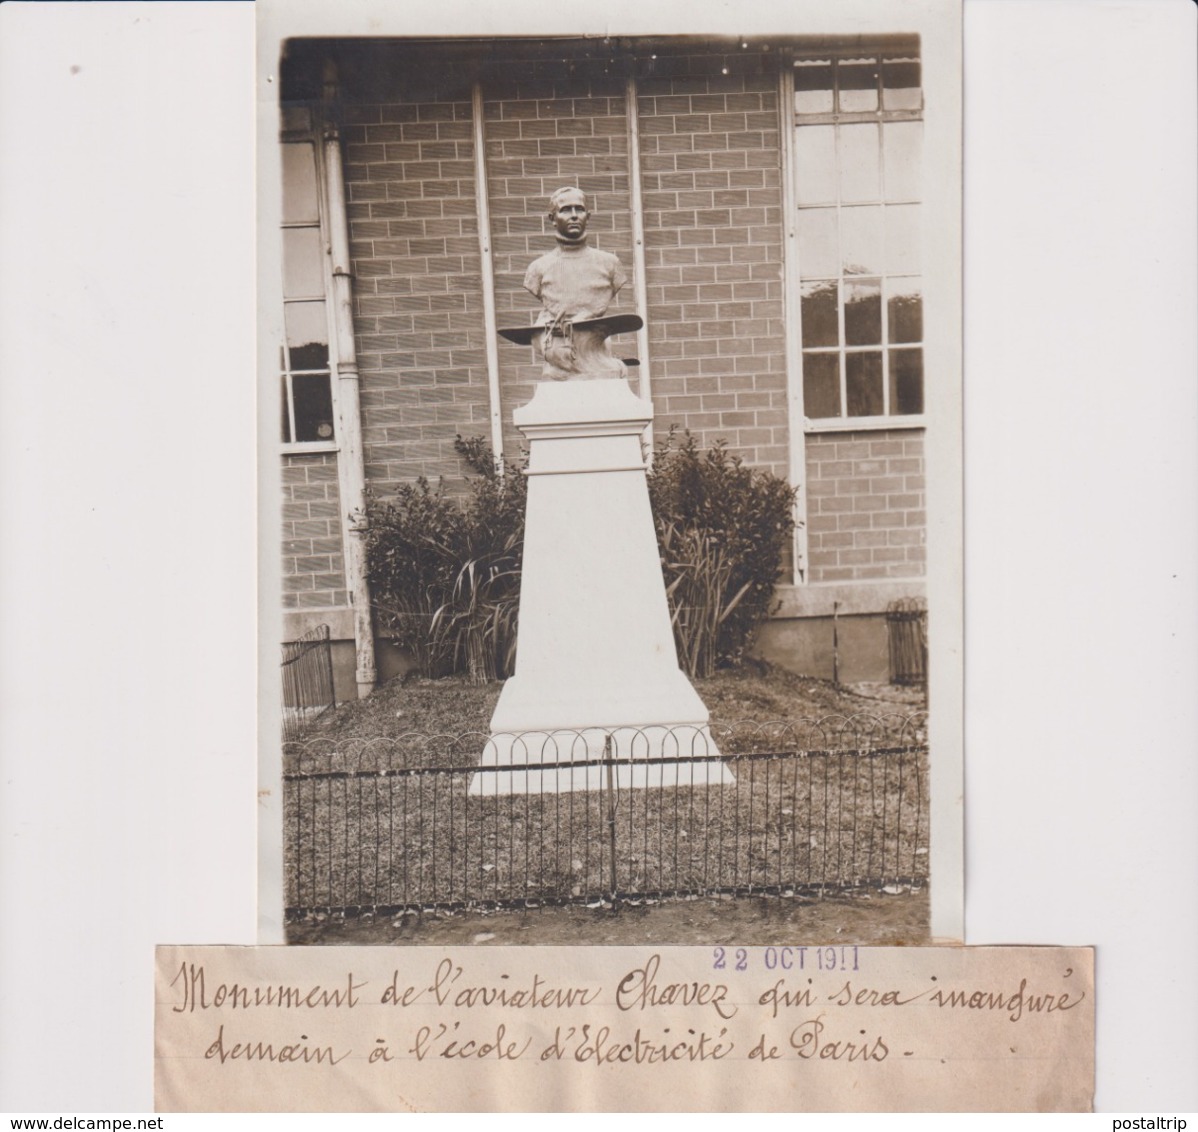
[287,887,929,947]
[303,665,927,746]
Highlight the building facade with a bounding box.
[276,35,933,699]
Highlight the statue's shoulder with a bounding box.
[589,245,626,288]
[585,246,625,280]
[523,248,557,293]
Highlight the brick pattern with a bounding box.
[638,56,789,477]
[482,77,635,460]
[282,453,349,609]
[341,99,493,492]
[336,53,789,483]
[805,431,926,582]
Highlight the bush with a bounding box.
[648,429,797,674]
[365,429,795,682]
[364,437,526,682]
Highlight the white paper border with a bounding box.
[0,0,1195,1114]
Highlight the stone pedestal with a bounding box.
[470,379,733,795]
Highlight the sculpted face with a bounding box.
[549,188,589,242]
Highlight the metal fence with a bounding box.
[281,624,336,742]
[283,714,928,919]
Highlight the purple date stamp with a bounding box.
[712,946,861,973]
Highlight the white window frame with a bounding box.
[792,46,927,435]
[280,109,340,455]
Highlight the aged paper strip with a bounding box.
[156,945,1092,1112]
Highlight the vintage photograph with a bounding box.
[6,0,1198,1115]
[265,15,961,948]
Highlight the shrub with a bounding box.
[658,522,751,680]
[364,438,526,682]
[648,429,797,673]
[364,429,795,682]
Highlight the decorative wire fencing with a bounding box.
[886,598,928,687]
[281,624,336,742]
[283,714,928,920]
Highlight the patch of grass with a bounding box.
[306,662,926,745]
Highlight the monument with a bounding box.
[469,188,733,795]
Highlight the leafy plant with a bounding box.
[364,437,526,682]
[648,428,797,672]
[659,522,752,679]
[429,529,523,683]
[364,428,795,682]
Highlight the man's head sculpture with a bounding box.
[547,186,590,245]
[495,186,642,380]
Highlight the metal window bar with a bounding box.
[280,624,336,741]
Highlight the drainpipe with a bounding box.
[777,53,810,585]
[624,74,654,459]
[322,61,377,699]
[471,82,506,470]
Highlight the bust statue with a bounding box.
[498,187,642,380]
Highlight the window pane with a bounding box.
[884,204,921,274]
[838,123,881,204]
[283,227,325,299]
[889,348,924,414]
[281,142,319,224]
[795,125,837,205]
[802,352,841,418]
[883,121,922,201]
[797,207,839,278]
[844,279,882,345]
[838,59,879,113]
[284,300,328,351]
[794,60,833,114]
[292,374,336,442]
[882,59,921,111]
[846,351,883,416]
[840,206,883,275]
[281,376,292,444]
[887,277,923,343]
[281,104,312,133]
[289,342,330,371]
[801,281,839,347]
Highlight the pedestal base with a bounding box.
[469,724,734,796]
[474,379,733,794]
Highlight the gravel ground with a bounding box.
[288,887,930,947]
[304,664,927,743]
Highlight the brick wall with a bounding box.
[282,453,348,610]
[341,96,494,492]
[278,42,935,665]
[289,46,928,601]
[482,76,635,460]
[336,48,789,486]
[805,430,926,582]
[638,53,789,477]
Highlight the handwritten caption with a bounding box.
[166,949,1084,1071]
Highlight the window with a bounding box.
[794,50,924,426]
[280,106,336,447]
